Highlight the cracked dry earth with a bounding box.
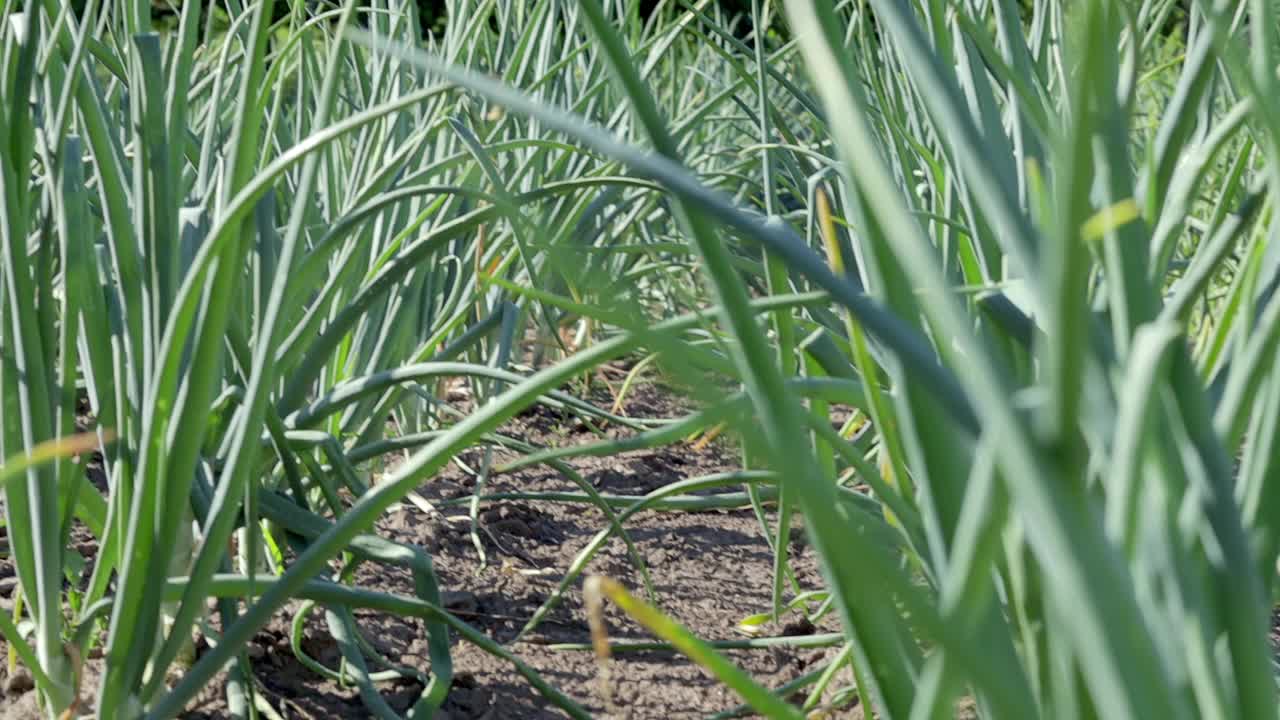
[0,381,851,719]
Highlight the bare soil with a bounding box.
[0,381,848,719]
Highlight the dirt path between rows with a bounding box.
[0,383,846,719]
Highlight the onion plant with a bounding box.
[0,0,690,716]
[4,0,1280,718]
